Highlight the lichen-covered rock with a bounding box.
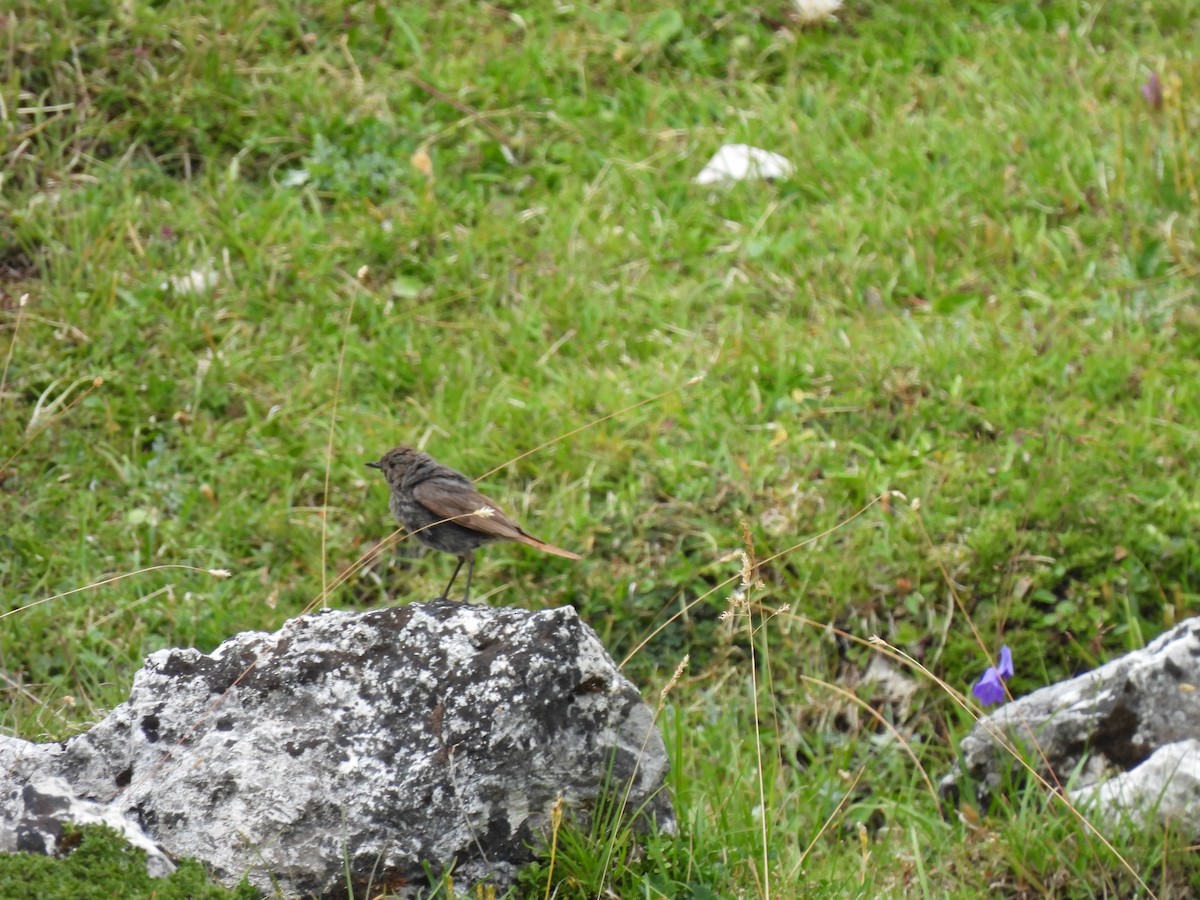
[4,601,674,897]
[941,617,1200,836]
[0,735,175,878]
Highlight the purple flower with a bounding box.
[997,645,1014,679]
[972,645,1014,706]
[1142,72,1163,111]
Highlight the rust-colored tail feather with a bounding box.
[517,533,582,560]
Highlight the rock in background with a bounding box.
[1,601,675,897]
[941,617,1200,834]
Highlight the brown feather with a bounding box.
[411,480,520,537]
[411,480,581,559]
[515,534,582,560]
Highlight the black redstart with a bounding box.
[367,445,580,601]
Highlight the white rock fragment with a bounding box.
[793,0,843,25]
[693,144,795,186]
[281,168,310,187]
[161,266,218,295]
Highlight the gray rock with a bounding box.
[0,735,175,877]
[1070,739,1200,832]
[3,601,674,896]
[941,617,1200,835]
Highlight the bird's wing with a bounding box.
[412,478,526,540]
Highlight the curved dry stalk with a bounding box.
[1,376,104,478]
[792,764,866,880]
[478,373,706,481]
[799,674,940,807]
[26,375,95,434]
[619,493,886,669]
[0,565,229,623]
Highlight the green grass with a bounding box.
[3,0,1200,895]
[0,825,261,899]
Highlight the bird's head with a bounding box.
[366,445,425,486]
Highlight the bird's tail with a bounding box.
[517,533,582,560]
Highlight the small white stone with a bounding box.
[693,144,795,185]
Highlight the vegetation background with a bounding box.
[2,0,1198,895]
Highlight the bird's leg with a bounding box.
[461,553,475,603]
[440,555,466,601]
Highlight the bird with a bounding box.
[366,445,581,602]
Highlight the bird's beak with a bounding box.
[365,461,382,470]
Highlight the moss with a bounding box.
[0,825,260,900]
